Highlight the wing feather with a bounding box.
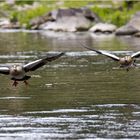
[0,67,9,75]
[80,42,120,61]
[131,51,140,58]
[24,52,65,72]
[98,51,120,61]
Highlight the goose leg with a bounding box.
[126,68,129,72]
[12,80,18,87]
[24,80,28,86]
[133,60,137,67]
[133,62,137,67]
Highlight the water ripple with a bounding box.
[0,104,139,139]
[0,51,135,60]
[0,97,30,100]
[25,109,88,114]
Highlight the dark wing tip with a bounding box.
[24,52,65,72]
[79,42,102,54]
[45,52,65,62]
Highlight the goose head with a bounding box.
[10,65,24,76]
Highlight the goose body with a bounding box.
[0,52,64,86]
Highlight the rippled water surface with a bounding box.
[0,30,140,139]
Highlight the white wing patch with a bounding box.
[99,51,120,61]
[23,59,42,71]
[131,51,140,58]
[0,67,9,74]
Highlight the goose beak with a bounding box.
[13,68,17,73]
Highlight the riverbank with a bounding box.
[0,1,140,36]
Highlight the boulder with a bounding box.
[0,18,20,29]
[127,11,140,30]
[115,25,139,35]
[115,11,140,35]
[89,23,117,33]
[30,8,101,31]
[39,15,92,32]
[134,32,140,37]
[30,10,58,30]
[0,18,10,27]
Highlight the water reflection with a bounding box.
[0,31,139,139]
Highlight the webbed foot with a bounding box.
[24,80,28,86]
[12,81,18,87]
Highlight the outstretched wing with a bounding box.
[23,52,65,72]
[80,42,120,61]
[131,51,140,58]
[0,67,9,75]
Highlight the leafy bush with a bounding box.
[15,0,36,5]
[90,6,131,27]
[10,5,52,28]
[63,1,89,8]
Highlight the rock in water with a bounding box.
[89,23,117,34]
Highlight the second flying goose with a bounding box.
[80,43,140,71]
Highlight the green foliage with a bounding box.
[15,0,35,5]
[1,3,13,11]
[90,3,139,27]
[14,0,57,5]
[130,1,140,12]
[10,5,52,28]
[63,1,90,8]
[110,10,130,27]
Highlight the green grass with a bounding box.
[90,6,130,27]
[63,1,90,8]
[90,1,140,27]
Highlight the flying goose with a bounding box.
[0,52,65,86]
[80,43,140,71]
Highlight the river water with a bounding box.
[0,30,140,139]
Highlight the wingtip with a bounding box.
[78,41,101,54]
[61,52,65,55]
[46,52,65,62]
[59,52,65,56]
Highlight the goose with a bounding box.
[0,52,64,86]
[80,43,140,71]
